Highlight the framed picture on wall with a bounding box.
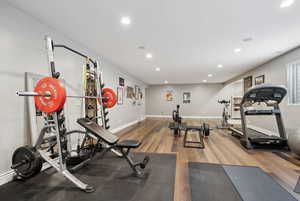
[138,88,143,100]
[119,77,125,86]
[166,90,174,101]
[255,75,265,85]
[126,86,134,99]
[135,85,140,100]
[183,92,191,104]
[117,87,123,105]
[243,76,253,93]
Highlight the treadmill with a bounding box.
[230,84,289,149]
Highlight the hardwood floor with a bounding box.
[118,118,300,201]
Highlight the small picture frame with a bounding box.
[183,92,191,104]
[135,85,139,100]
[244,76,253,93]
[166,90,174,101]
[126,86,134,99]
[117,87,123,105]
[119,77,125,86]
[255,75,265,85]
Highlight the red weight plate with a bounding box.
[34,77,66,113]
[100,88,117,108]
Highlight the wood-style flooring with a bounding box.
[117,118,300,201]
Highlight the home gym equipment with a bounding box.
[217,99,232,129]
[168,105,211,148]
[168,105,186,136]
[77,118,149,176]
[172,105,182,123]
[183,123,210,148]
[11,146,43,179]
[16,78,117,113]
[230,84,288,149]
[11,36,123,193]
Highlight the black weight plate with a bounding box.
[33,156,43,175]
[203,123,210,136]
[172,110,177,121]
[12,146,42,179]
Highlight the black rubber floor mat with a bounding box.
[189,162,243,201]
[223,165,297,201]
[294,177,300,193]
[0,152,176,201]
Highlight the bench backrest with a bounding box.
[77,118,119,145]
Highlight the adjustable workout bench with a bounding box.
[77,118,149,176]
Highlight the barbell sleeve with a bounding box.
[16,91,51,97]
[16,91,108,100]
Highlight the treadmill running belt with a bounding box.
[235,127,283,140]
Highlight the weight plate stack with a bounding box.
[12,146,43,179]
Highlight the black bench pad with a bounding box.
[117,140,141,148]
[77,118,119,145]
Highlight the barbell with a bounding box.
[16,77,117,113]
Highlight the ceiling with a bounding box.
[8,0,300,84]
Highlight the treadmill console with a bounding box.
[242,84,287,104]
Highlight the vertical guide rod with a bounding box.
[44,36,92,191]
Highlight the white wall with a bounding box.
[146,45,300,135]
[0,1,146,175]
[146,83,241,117]
[225,47,300,134]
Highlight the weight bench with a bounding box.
[183,123,210,149]
[77,118,149,176]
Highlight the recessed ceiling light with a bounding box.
[203,80,207,83]
[243,37,253,42]
[280,0,295,8]
[208,74,213,77]
[234,48,242,53]
[120,16,131,25]
[155,67,160,71]
[146,53,153,59]
[217,64,223,68]
[164,80,168,84]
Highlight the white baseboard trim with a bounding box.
[0,170,15,186]
[146,115,221,119]
[0,160,53,186]
[110,120,139,133]
[146,115,171,118]
[110,117,145,133]
[182,116,221,119]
